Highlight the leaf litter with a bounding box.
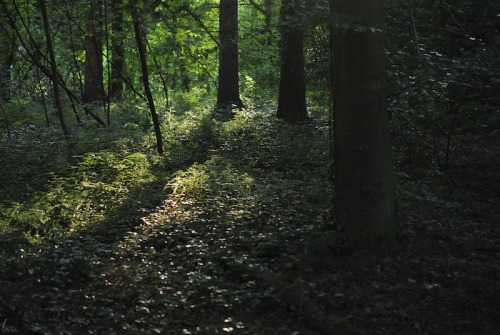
[0,110,499,334]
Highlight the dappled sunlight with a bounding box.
[166,155,255,200]
[1,0,498,332]
[2,96,499,333]
[0,102,333,333]
[0,149,163,240]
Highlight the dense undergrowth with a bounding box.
[0,97,328,241]
[0,98,333,334]
[1,0,499,332]
[1,87,499,334]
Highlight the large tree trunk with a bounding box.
[217,0,242,109]
[83,1,104,103]
[332,0,398,250]
[109,0,125,98]
[277,0,307,122]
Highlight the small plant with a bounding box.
[166,155,254,200]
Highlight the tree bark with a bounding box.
[39,0,70,138]
[131,5,164,156]
[0,25,15,102]
[83,1,104,103]
[110,0,125,98]
[331,0,398,250]
[217,0,242,109]
[277,0,308,122]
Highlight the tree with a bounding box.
[217,0,242,109]
[131,3,164,156]
[109,0,125,98]
[39,0,70,138]
[83,1,104,103]
[277,0,308,122]
[331,0,398,249]
[0,17,16,102]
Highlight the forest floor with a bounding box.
[0,106,499,334]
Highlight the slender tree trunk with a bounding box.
[217,0,242,109]
[180,63,190,92]
[332,0,398,250]
[35,67,50,127]
[66,11,85,99]
[110,0,125,98]
[83,1,104,103]
[0,13,16,102]
[1,0,106,127]
[149,49,170,107]
[277,0,308,122]
[39,0,70,138]
[0,42,15,102]
[0,103,11,139]
[131,6,164,156]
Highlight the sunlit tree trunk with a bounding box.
[277,0,307,122]
[110,0,125,98]
[332,0,398,250]
[217,0,242,109]
[83,1,104,103]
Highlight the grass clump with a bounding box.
[167,155,254,200]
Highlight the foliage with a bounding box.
[0,0,499,333]
[386,0,500,183]
[1,87,499,335]
[0,149,160,239]
[167,155,254,199]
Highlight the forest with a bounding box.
[0,0,499,334]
